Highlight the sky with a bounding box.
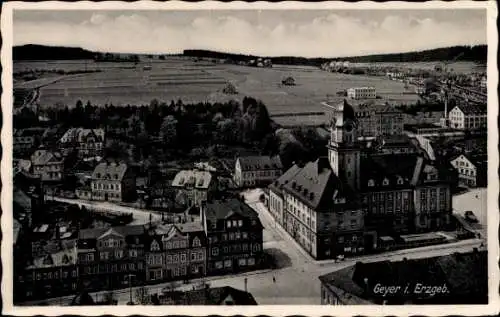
[13,9,487,58]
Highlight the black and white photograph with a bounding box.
[1,1,498,315]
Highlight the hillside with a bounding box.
[13,44,96,60]
[183,45,487,66]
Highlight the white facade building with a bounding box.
[347,87,376,100]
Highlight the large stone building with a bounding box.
[233,155,283,188]
[347,87,376,100]
[90,161,136,202]
[145,222,207,282]
[201,199,264,274]
[350,100,404,137]
[171,170,217,207]
[448,104,487,130]
[268,101,454,260]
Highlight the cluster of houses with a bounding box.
[15,197,264,301]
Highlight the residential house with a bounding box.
[30,148,64,182]
[17,241,78,301]
[158,286,258,305]
[201,199,264,275]
[347,87,376,100]
[448,104,487,130]
[13,127,46,156]
[233,156,283,188]
[145,222,207,283]
[91,161,136,202]
[171,170,217,207]
[450,154,487,188]
[59,127,105,157]
[268,165,302,227]
[319,250,487,305]
[77,225,146,291]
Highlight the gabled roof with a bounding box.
[91,161,129,181]
[281,157,353,211]
[452,103,487,115]
[31,149,64,165]
[27,243,78,269]
[237,155,282,171]
[360,154,424,190]
[269,164,302,195]
[60,128,105,143]
[205,199,261,224]
[79,225,145,240]
[172,170,213,189]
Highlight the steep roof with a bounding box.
[60,128,105,143]
[237,155,282,171]
[31,149,63,165]
[269,164,302,195]
[453,103,487,115]
[27,243,78,269]
[360,154,423,190]
[281,157,353,211]
[204,199,261,224]
[91,161,129,181]
[79,225,145,240]
[172,170,213,189]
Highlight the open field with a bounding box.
[16,58,420,117]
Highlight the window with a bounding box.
[238,220,243,227]
[191,253,197,261]
[235,232,241,239]
[229,233,234,240]
[382,178,389,186]
[368,179,375,187]
[115,250,123,259]
[253,244,260,252]
[224,260,232,268]
[72,270,77,277]
[215,261,223,269]
[129,249,137,258]
[173,254,179,262]
[100,252,109,260]
[248,258,255,266]
[167,255,172,264]
[242,244,248,251]
[181,253,187,263]
[242,232,248,239]
[223,246,229,253]
[212,247,219,256]
[198,251,204,260]
[227,221,232,228]
[232,220,238,227]
[238,258,247,266]
[193,237,201,247]
[151,240,160,251]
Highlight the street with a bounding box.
[46,196,162,225]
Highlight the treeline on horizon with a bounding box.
[13,44,487,64]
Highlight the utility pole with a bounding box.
[244,277,248,293]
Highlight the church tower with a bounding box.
[327,100,361,191]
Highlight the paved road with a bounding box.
[28,190,484,305]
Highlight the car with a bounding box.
[465,210,479,223]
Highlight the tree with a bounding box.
[134,286,150,305]
[160,115,178,146]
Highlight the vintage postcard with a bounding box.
[1,1,498,316]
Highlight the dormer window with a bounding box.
[382,178,389,186]
[368,179,375,187]
[397,177,403,185]
[151,240,160,251]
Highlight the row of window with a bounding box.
[92,182,121,191]
[226,219,243,228]
[209,231,249,243]
[211,243,260,256]
[150,238,197,251]
[30,270,77,281]
[83,262,143,274]
[213,257,256,269]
